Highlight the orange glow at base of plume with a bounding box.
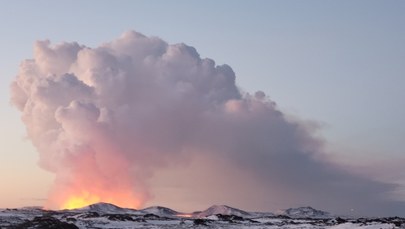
[176,214,193,218]
[61,192,101,210]
[60,190,142,210]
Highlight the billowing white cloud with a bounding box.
[10,31,405,216]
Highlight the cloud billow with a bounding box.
[10,31,405,216]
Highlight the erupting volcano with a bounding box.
[42,135,147,210]
[10,31,242,210]
[10,30,405,216]
[60,191,140,210]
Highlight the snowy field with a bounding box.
[0,203,403,228]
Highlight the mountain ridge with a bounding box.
[65,202,333,218]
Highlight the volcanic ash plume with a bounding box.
[10,31,404,215]
[10,31,240,209]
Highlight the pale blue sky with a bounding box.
[1,0,405,208]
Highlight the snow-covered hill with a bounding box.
[279,206,331,218]
[193,205,252,218]
[141,206,179,216]
[71,202,141,215]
